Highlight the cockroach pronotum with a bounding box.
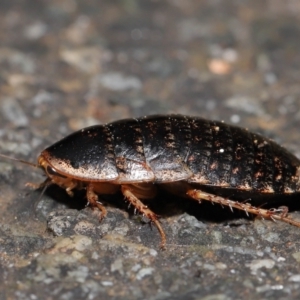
[2,114,300,249]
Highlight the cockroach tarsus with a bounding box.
[2,114,300,249]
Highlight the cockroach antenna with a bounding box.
[0,153,39,168]
[0,153,50,214]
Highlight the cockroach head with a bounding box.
[38,153,68,181]
[37,151,82,193]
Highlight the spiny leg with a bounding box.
[187,189,300,227]
[87,183,107,221]
[121,185,166,249]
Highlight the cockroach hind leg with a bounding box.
[86,183,107,221]
[121,185,166,250]
[277,206,289,218]
[187,189,300,228]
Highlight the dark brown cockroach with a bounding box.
[2,114,300,249]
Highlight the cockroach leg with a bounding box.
[25,182,42,189]
[187,189,300,228]
[66,186,75,197]
[228,201,234,213]
[86,183,107,221]
[243,206,250,217]
[25,178,51,190]
[121,185,166,249]
[278,206,289,218]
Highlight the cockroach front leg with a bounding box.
[187,189,300,228]
[65,181,78,197]
[121,185,166,249]
[86,183,107,221]
[25,178,51,190]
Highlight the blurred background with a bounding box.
[1,1,300,299]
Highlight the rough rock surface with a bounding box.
[1,1,300,299]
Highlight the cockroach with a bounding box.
[2,114,300,249]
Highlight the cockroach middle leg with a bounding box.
[86,183,107,221]
[187,189,300,228]
[121,185,166,249]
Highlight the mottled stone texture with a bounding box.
[1,1,300,299]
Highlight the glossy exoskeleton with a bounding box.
[33,115,300,248]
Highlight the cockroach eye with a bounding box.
[46,166,67,178]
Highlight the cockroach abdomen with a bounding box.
[140,115,193,183]
[109,118,155,183]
